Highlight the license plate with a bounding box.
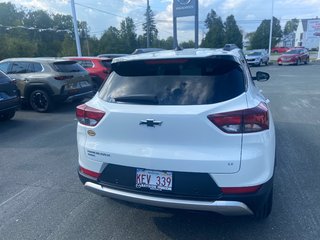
[136,168,173,191]
[80,81,90,87]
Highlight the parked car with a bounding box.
[76,45,276,219]
[0,58,94,112]
[0,70,20,120]
[245,49,269,66]
[271,47,289,54]
[97,54,128,59]
[132,48,164,54]
[277,47,310,65]
[66,57,112,89]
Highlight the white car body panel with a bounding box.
[78,93,250,175]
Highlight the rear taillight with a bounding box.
[221,185,261,194]
[76,104,105,126]
[79,166,100,178]
[208,103,269,134]
[54,75,73,80]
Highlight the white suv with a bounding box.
[76,46,276,219]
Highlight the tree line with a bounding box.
[0,2,299,60]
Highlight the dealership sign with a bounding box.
[306,19,320,39]
[173,0,197,17]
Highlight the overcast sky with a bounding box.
[1,0,320,42]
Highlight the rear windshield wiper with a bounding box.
[113,94,159,105]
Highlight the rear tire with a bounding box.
[304,58,309,64]
[254,188,273,219]
[0,109,16,121]
[295,58,301,65]
[29,89,53,112]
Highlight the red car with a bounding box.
[277,48,310,66]
[67,57,112,89]
[271,47,289,54]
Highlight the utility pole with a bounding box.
[147,0,150,48]
[70,0,82,56]
[195,0,199,48]
[268,0,274,55]
[317,39,320,60]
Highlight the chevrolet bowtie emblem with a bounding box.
[139,119,163,127]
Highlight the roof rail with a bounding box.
[223,44,238,51]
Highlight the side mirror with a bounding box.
[253,71,270,82]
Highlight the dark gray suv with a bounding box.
[0,70,20,120]
[0,58,94,112]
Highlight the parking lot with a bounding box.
[1,63,320,240]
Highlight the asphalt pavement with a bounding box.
[0,63,320,240]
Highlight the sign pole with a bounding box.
[173,0,198,49]
[173,17,178,49]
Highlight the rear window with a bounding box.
[101,60,111,69]
[77,60,94,68]
[99,58,245,105]
[52,61,85,73]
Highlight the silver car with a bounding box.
[0,58,94,112]
[245,50,269,66]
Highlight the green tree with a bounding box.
[24,10,53,29]
[224,15,243,48]
[158,36,173,50]
[284,18,299,35]
[52,14,73,31]
[143,4,158,47]
[59,34,76,56]
[100,26,121,53]
[0,2,24,26]
[180,40,195,48]
[0,36,37,59]
[249,17,282,49]
[119,17,137,53]
[201,10,225,48]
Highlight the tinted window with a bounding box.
[0,62,10,73]
[286,49,299,54]
[0,70,11,83]
[10,62,30,74]
[101,60,111,68]
[33,63,43,72]
[99,58,245,105]
[247,52,262,56]
[78,60,94,68]
[27,63,43,73]
[52,61,85,72]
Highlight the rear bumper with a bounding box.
[247,60,260,65]
[65,90,95,102]
[277,60,295,65]
[84,181,253,215]
[56,86,95,102]
[0,96,20,112]
[79,170,274,216]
